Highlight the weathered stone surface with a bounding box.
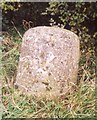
[15,26,80,99]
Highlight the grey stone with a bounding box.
[15,26,80,99]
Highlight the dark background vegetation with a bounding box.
[2,2,97,81]
[1,2,97,118]
[2,2,97,52]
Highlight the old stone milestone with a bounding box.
[15,26,80,99]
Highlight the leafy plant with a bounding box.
[43,2,97,53]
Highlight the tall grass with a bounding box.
[1,27,96,118]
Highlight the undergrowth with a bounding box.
[1,27,96,118]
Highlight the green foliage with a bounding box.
[1,28,21,81]
[43,2,97,52]
[1,2,20,11]
[2,2,49,30]
[2,2,22,31]
[2,2,96,118]
[2,24,96,119]
[3,2,96,54]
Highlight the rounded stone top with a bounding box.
[23,26,79,41]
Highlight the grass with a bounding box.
[1,27,96,118]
